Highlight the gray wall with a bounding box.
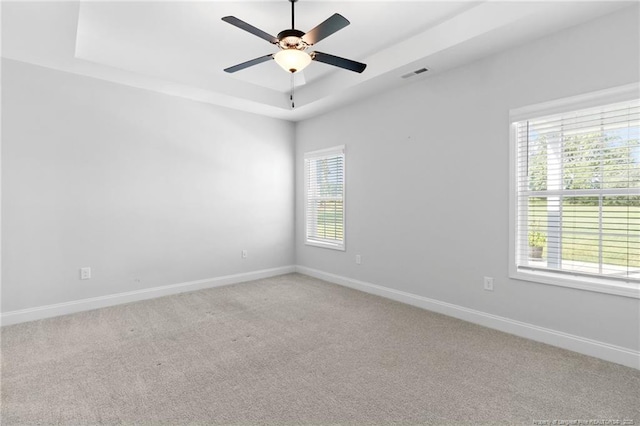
[295,7,640,351]
[2,59,295,312]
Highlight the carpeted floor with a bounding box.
[1,273,639,425]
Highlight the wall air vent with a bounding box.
[401,68,429,79]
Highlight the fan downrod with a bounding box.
[290,0,298,30]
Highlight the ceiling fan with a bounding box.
[222,0,367,75]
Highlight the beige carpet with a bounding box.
[1,273,639,425]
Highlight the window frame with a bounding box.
[304,145,346,251]
[509,83,640,299]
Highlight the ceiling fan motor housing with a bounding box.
[277,29,307,50]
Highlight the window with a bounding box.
[304,145,345,250]
[510,85,639,298]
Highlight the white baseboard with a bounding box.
[0,265,296,326]
[296,266,640,370]
[4,264,637,369]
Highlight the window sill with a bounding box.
[510,268,640,299]
[305,241,345,251]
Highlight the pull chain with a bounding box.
[290,74,295,109]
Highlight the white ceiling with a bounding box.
[1,1,634,121]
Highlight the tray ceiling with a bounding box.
[2,1,632,121]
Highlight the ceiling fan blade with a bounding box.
[221,16,278,44]
[312,51,367,73]
[224,54,274,73]
[302,14,350,46]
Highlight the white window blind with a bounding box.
[514,98,639,285]
[304,146,345,250]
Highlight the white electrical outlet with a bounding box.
[483,276,494,291]
[242,250,247,259]
[355,255,362,265]
[80,267,91,280]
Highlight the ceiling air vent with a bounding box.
[401,68,429,79]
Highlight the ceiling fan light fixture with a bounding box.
[274,49,312,73]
